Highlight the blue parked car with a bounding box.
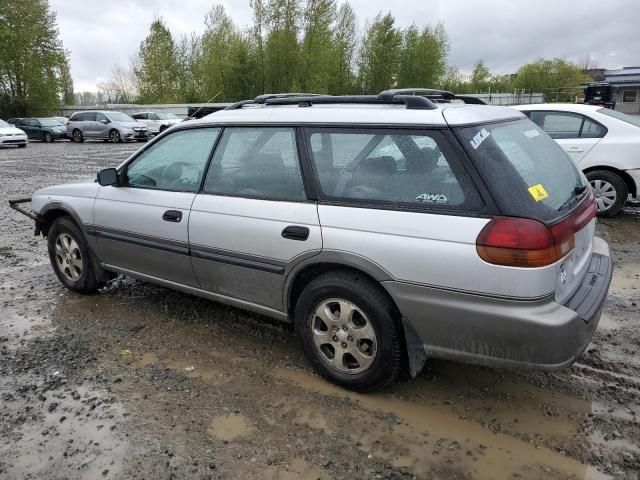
[8,117,69,142]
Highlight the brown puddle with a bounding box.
[274,368,611,480]
[208,414,254,441]
[258,458,331,480]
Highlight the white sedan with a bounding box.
[512,103,640,215]
[0,119,28,148]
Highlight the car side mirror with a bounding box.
[100,119,109,124]
[97,168,119,186]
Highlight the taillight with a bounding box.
[476,193,596,268]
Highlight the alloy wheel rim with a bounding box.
[73,131,81,142]
[54,233,83,281]
[110,131,119,142]
[310,298,377,375]
[590,179,617,212]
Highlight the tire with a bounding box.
[586,170,628,217]
[109,129,121,143]
[44,132,53,143]
[294,271,404,391]
[47,217,104,294]
[159,125,167,133]
[72,129,84,143]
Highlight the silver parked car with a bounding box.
[67,110,149,143]
[12,90,612,390]
[132,111,182,134]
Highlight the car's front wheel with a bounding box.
[109,129,122,143]
[47,217,104,294]
[586,170,628,216]
[295,271,404,391]
[72,129,84,143]
[44,132,53,143]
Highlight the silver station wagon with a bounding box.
[12,89,613,390]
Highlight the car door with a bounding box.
[189,126,322,312]
[95,113,110,139]
[81,112,97,138]
[93,127,221,286]
[527,110,604,163]
[18,119,36,139]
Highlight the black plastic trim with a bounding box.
[191,248,285,275]
[92,230,189,256]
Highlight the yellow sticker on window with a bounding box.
[528,184,549,202]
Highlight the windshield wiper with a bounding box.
[558,185,588,211]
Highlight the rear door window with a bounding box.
[527,111,605,139]
[305,128,481,210]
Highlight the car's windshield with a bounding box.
[597,108,640,128]
[106,112,135,122]
[38,118,64,127]
[0,119,11,128]
[156,112,178,120]
[458,119,586,219]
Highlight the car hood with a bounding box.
[0,126,26,135]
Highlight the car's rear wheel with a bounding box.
[109,129,121,143]
[44,132,53,143]
[586,170,628,216]
[72,129,84,143]
[294,271,404,391]
[47,217,104,294]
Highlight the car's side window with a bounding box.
[581,117,606,138]
[96,113,108,123]
[529,111,582,139]
[203,127,306,201]
[84,112,97,122]
[528,111,605,139]
[125,128,220,192]
[306,129,476,209]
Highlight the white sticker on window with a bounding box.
[524,129,541,138]
[416,193,448,204]
[470,128,490,149]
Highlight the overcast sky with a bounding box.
[50,0,640,93]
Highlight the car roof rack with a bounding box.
[380,88,487,105]
[226,92,438,110]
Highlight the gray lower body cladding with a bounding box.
[384,251,612,370]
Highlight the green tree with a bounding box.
[512,58,589,101]
[60,57,75,106]
[0,0,70,116]
[175,33,202,103]
[327,1,356,94]
[300,0,336,92]
[357,12,402,94]
[470,60,491,92]
[264,0,302,93]
[397,22,448,88]
[135,17,179,103]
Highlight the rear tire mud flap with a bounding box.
[402,317,427,378]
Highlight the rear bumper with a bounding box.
[384,238,612,370]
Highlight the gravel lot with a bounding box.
[1,141,639,480]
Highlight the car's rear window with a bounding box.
[457,119,586,221]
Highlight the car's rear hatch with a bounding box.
[453,117,597,302]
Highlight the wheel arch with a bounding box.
[284,254,427,378]
[583,165,636,197]
[38,203,85,237]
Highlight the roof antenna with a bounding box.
[188,91,222,120]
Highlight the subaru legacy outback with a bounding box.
[11,89,613,390]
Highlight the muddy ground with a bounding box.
[0,141,639,480]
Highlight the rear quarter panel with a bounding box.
[318,205,557,299]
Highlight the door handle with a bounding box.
[282,225,309,241]
[162,210,182,222]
